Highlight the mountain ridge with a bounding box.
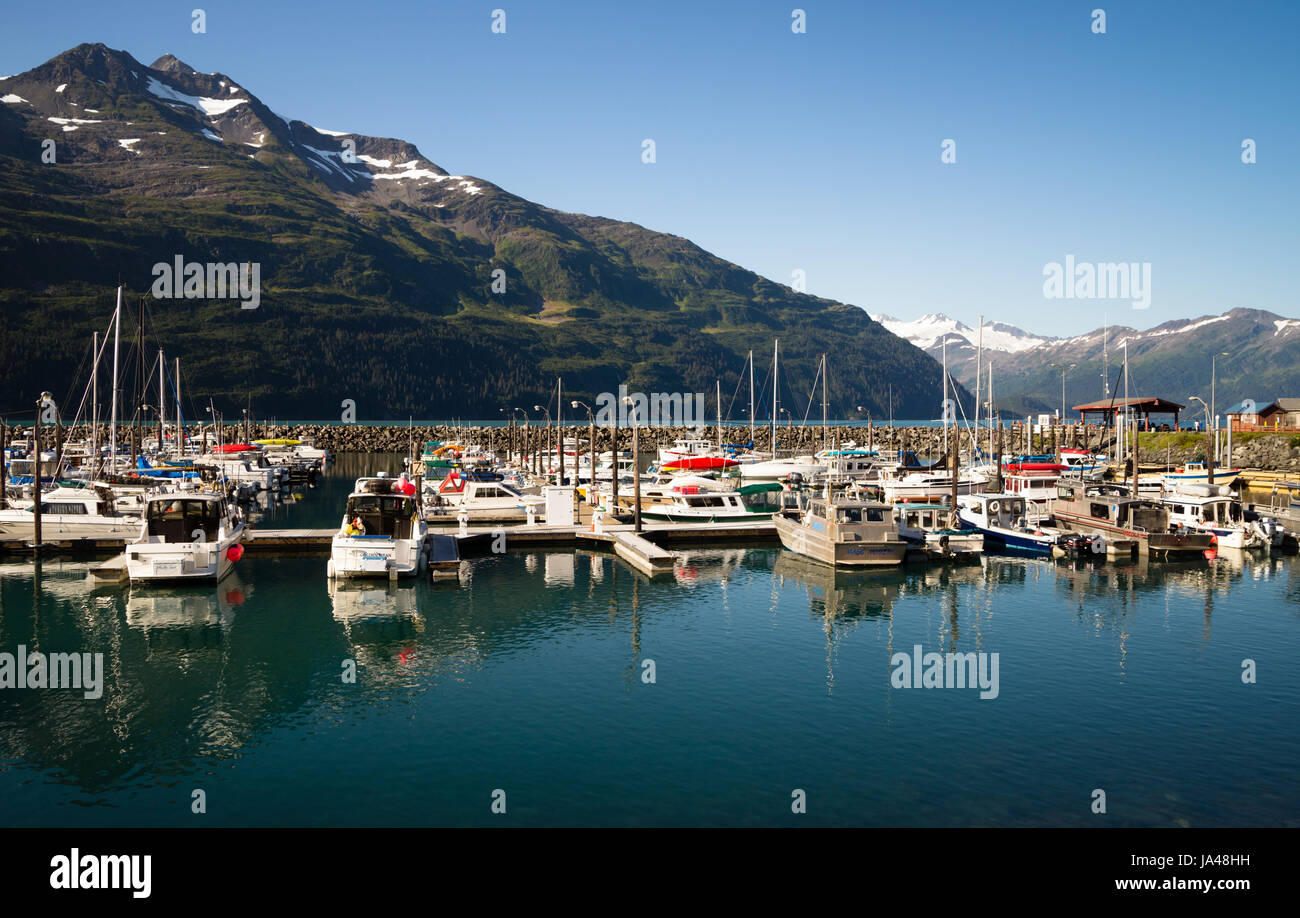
[0,43,959,420]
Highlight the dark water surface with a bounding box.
[0,456,1296,827]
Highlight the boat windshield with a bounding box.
[345,495,418,538]
[146,499,222,542]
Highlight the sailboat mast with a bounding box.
[109,286,122,470]
[175,357,182,456]
[942,336,949,454]
[92,331,99,479]
[716,379,722,451]
[158,348,165,454]
[975,314,983,437]
[821,353,827,454]
[748,349,754,445]
[772,339,779,457]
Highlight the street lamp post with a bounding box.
[534,404,551,479]
[33,392,53,557]
[1211,352,1230,469]
[624,396,641,532]
[572,399,595,511]
[857,405,871,452]
[1049,363,1077,422]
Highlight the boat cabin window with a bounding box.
[1089,502,1111,520]
[345,495,417,539]
[39,502,89,514]
[147,499,222,542]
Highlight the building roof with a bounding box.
[1266,398,1300,412]
[1225,399,1266,415]
[1071,396,1185,412]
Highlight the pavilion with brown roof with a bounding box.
[1072,396,1184,428]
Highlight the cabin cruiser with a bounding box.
[125,492,245,583]
[896,502,984,561]
[1050,481,1215,558]
[637,481,783,523]
[956,493,1056,555]
[1159,484,1269,550]
[774,496,907,567]
[0,485,141,541]
[736,455,825,483]
[329,474,428,580]
[426,469,545,520]
[880,468,987,503]
[817,448,885,482]
[195,446,285,491]
[658,438,716,464]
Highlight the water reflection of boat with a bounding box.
[125,572,249,636]
[672,548,751,586]
[773,551,902,619]
[328,578,421,624]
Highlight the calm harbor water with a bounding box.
[1,458,1297,827]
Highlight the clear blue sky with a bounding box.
[3,0,1296,335]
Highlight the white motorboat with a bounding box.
[126,492,245,583]
[896,502,984,561]
[881,469,987,503]
[0,485,141,541]
[426,469,544,520]
[328,474,428,580]
[1159,483,1269,550]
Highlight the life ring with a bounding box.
[987,499,1000,514]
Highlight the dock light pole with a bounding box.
[1049,364,1076,423]
[534,404,550,480]
[624,395,642,532]
[857,405,871,453]
[33,392,54,557]
[1187,394,1213,484]
[1211,352,1229,470]
[572,400,595,508]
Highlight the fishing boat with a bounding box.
[328,474,428,580]
[0,485,141,541]
[1159,483,1269,550]
[1049,481,1215,558]
[896,502,984,561]
[956,493,1056,555]
[638,481,783,523]
[1002,462,1069,508]
[774,496,907,567]
[1159,461,1242,485]
[125,492,245,583]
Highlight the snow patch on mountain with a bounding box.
[146,75,246,116]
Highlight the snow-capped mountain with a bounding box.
[872,309,1300,416]
[0,43,953,418]
[869,313,1053,354]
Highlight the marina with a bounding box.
[1,3,1297,855]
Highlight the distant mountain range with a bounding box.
[0,43,956,421]
[871,309,1300,419]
